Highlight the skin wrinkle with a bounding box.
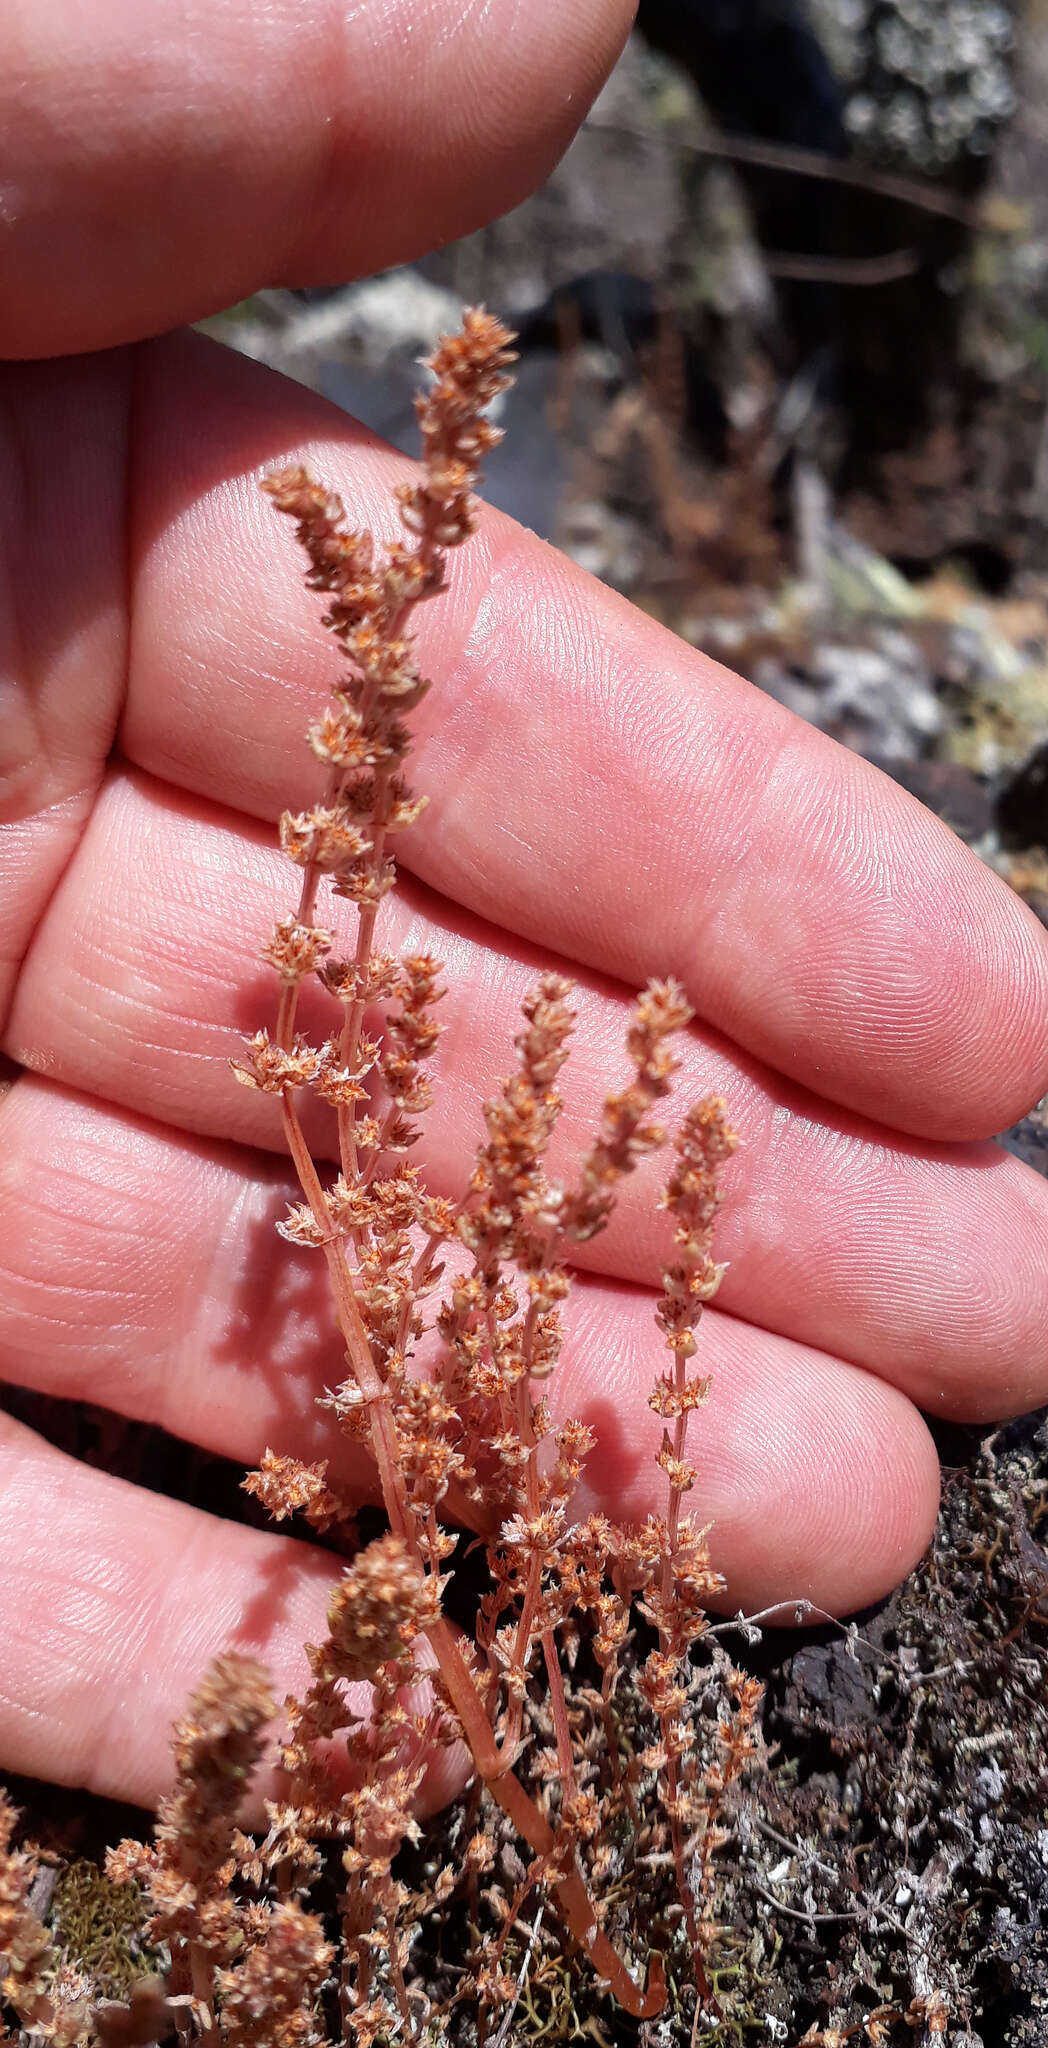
[290,0,386,281]
[459,553,1041,1127]
[746,1120,1044,1385]
[728,846,1016,1101]
[785,737,905,904]
[165,1171,285,1439]
[712,729,949,1015]
[0,795,99,1005]
[680,718,801,983]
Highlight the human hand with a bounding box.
[1,0,1046,1821]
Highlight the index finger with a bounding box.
[2,0,633,357]
[119,330,1048,1142]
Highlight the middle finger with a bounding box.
[7,765,1047,1419]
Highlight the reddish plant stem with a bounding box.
[281,1089,662,2020]
[188,1943,219,2046]
[281,1092,409,1544]
[263,395,672,2019]
[424,1616,663,2019]
[657,1357,712,2006]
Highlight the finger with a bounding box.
[2,0,633,356]
[0,1079,940,1614]
[4,337,1045,1143]
[0,1410,465,1815]
[118,332,1048,1139]
[0,353,128,1022]
[9,772,1048,1414]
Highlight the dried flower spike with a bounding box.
[101,309,752,2045]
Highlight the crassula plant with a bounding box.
[1,311,757,2048]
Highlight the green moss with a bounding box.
[47,1859,162,2002]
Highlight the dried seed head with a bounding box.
[113,1656,274,1960]
[242,1451,344,1532]
[231,1030,322,1094]
[215,1901,334,2048]
[323,1535,438,1684]
[0,1792,59,2027]
[262,916,333,983]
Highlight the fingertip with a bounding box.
[288,0,639,280]
[0,0,637,356]
[701,1351,942,1618]
[567,1293,941,1620]
[699,736,1048,1143]
[903,854,1048,1142]
[0,1416,464,1818]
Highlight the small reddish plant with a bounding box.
[43,310,755,2048]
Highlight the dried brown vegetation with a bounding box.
[0,313,760,2045]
